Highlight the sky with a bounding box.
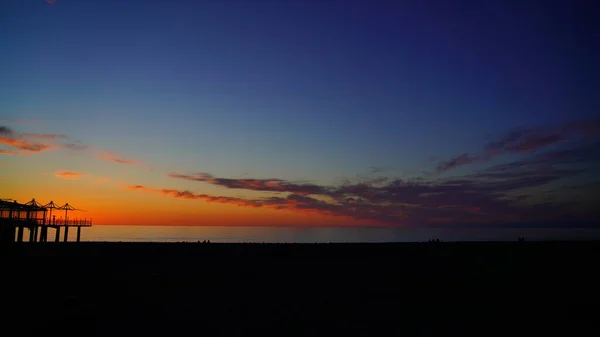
[1,0,598,229]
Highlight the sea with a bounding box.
[53,225,600,243]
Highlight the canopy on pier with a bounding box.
[1,199,44,211]
[24,198,46,210]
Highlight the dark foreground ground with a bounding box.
[2,241,599,336]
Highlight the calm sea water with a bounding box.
[59,226,600,243]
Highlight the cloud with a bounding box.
[62,143,90,151]
[0,149,17,155]
[485,129,565,154]
[0,136,52,152]
[0,125,59,153]
[126,184,372,221]
[97,151,140,165]
[434,153,487,175]
[123,180,503,225]
[168,173,329,195]
[0,125,95,158]
[126,185,263,208]
[436,118,600,175]
[95,177,111,183]
[2,126,146,174]
[23,133,68,140]
[55,171,83,180]
[1,127,89,152]
[0,126,14,136]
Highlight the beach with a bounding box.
[3,241,598,336]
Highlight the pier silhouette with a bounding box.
[0,198,92,244]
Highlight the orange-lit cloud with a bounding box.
[54,171,84,180]
[0,125,93,157]
[0,135,52,152]
[0,149,17,155]
[126,185,263,207]
[95,177,111,183]
[0,125,59,153]
[97,151,140,166]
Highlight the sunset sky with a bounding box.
[1,0,598,229]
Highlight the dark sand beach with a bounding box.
[3,241,599,336]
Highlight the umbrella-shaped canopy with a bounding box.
[43,201,60,209]
[57,203,77,211]
[43,200,61,224]
[57,203,78,224]
[24,198,45,209]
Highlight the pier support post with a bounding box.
[17,226,24,242]
[76,226,81,242]
[29,227,35,242]
[55,227,60,242]
[41,227,47,242]
[63,226,69,242]
[33,226,38,242]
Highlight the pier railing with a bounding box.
[0,218,92,227]
[48,218,93,227]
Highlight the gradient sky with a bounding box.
[1,0,598,228]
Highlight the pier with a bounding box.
[0,198,92,245]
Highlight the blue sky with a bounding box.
[1,0,598,227]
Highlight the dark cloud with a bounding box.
[436,119,600,175]
[62,143,90,151]
[434,153,487,175]
[168,173,330,195]
[485,128,567,153]
[0,126,14,136]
